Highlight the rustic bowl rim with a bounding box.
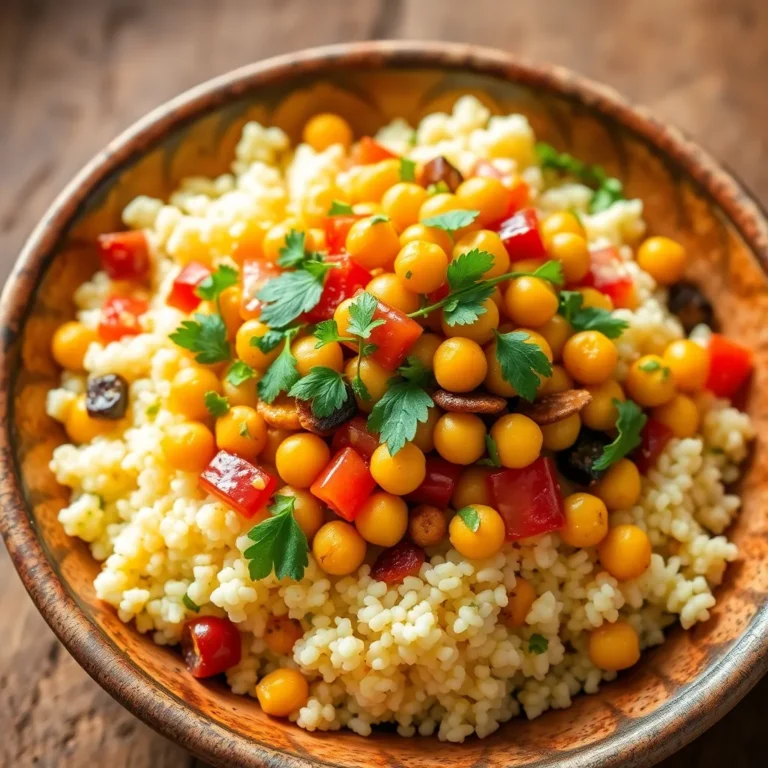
[1,40,766,768]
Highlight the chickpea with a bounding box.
[352,201,383,216]
[588,621,641,671]
[452,466,493,509]
[215,405,268,461]
[663,339,710,393]
[355,158,401,203]
[222,370,260,409]
[541,210,586,241]
[652,393,700,438]
[303,113,353,151]
[277,485,324,540]
[541,413,582,451]
[433,412,487,465]
[370,442,426,495]
[409,505,448,548]
[301,186,341,229]
[160,422,215,473]
[366,272,420,314]
[433,337,488,393]
[64,395,116,444]
[355,491,409,547]
[546,232,591,284]
[419,192,461,223]
[261,427,296,465]
[408,333,443,371]
[262,221,314,264]
[394,240,449,294]
[577,287,613,312]
[594,459,641,511]
[264,615,304,655]
[345,215,401,270]
[449,504,506,560]
[538,364,574,396]
[504,276,559,328]
[312,520,367,576]
[560,492,609,548]
[637,236,686,285]
[625,354,676,407]
[292,334,344,377]
[344,356,390,412]
[563,331,618,385]
[219,285,243,338]
[453,229,510,279]
[256,668,310,717]
[400,223,453,254]
[581,380,625,431]
[275,433,330,488]
[455,176,512,226]
[235,320,281,371]
[412,406,441,453]
[491,414,543,469]
[382,182,429,231]
[598,524,652,581]
[51,321,98,371]
[168,367,223,421]
[536,314,572,361]
[500,577,537,627]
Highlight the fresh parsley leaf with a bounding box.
[350,374,371,402]
[238,421,250,438]
[528,633,549,655]
[226,360,256,386]
[327,200,354,216]
[367,374,433,456]
[257,327,301,403]
[314,319,347,346]
[405,270,413,279]
[347,292,385,339]
[196,264,239,302]
[369,214,390,224]
[244,495,309,581]
[457,506,480,532]
[426,181,450,196]
[289,367,349,418]
[170,313,231,364]
[258,267,329,328]
[252,327,290,354]
[204,391,230,418]
[145,401,160,418]
[397,357,432,388]
[589,177,624,214]
[558,291,629,339]
[442,282,496,326]
[532,259,565,286]
[276,229,309,268]
[447,249,495,291]
[639,358,671,379]
[399,157,416,182]
[478,435,502,467]
[592,399,647,472]
[182,594,200,613]
[422,209,480,232]
[494,330,553,402]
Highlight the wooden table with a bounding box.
[1,0,766,765]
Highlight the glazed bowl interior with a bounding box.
[3,43,768,768]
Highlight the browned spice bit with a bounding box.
[520,389,593,425]
[433,389,507,414]
[370,541,426,584]
[408,505,448,548]
[256,395,301,430]
[418,155,464,192]
[296,389,356,436]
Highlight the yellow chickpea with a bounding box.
[275,433,330,488]
[433,412,487,465]
[219,285,244,338]
[538,364,574,396]
[345,215,401,270]
[344,356,390,412]
[355,158,401,203]
[504,276,559,328]
[408,333,443,371]
[264,615,304,655]
[394,240,449,294]
[370,442,426,495]
[441,297,499,345]
[453,229,510,279]
[449,504,506,560]
[637,236,686,285]
[261,427,296,465]
[408,505,448,547]
[536,314,572,361]
[355,491,409,547]
[312,520,367,576]
[262,221,312,264]
[455,176,512,226]
[625,354,676,407]
[235,320,281,371]
[51,321,98,371]
[598,524,652,581]
[490,414,543,469]
[277,485,324,540]
[563,331,618,385]
[581,380,626,431]
[381,182,428,231]
[412,406,441,453]
[560,492,609,548]
[546,232,591,284]
[433,337,487,393]
[541,414,581,451]
[400,223,454,254]
[577,287,613,312]
[501,577,537,627]
[222,373,260,409]
[292,334,344,377]
[589,621,641,671]
[366,272,421,314]
[452,466,492,509]
[301,184,341,229]
[663,339,710,393]
[256,668,310,717]
[215,405,268,461]
[652,393,700,438]
[168,367,223,421]
[64,395,116,444]
[303,113,353,151]
[419,192,461,222]
[541,210,586,241]
[594,459,641,511]
[484,331,554,398]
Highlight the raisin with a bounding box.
[85,373,128,419]
[556,428,610,485]
[370,541,426,584]
[667,281,716,334]
[418,156,464,193]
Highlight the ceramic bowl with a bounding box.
[1,41,767,768]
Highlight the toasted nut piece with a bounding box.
[433,389,507,414]
[257,395,302,430]
[418,156,464,192]
[296,389,357,436]
[409,505,448,547]
[520,389,593,425]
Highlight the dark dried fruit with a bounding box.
[370,541,426,584]
[667,281,716,334]
[433,389,507,414]
[520,389,593,425]
[85,373,128,419]
[418,155,464,192]
[296,386,357,436]
[556,428,610,485]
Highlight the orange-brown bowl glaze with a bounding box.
[1,41,767,768]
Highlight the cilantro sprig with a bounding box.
[494,330,553,402]
[528,634,549,655]
[399,157,416,182]
[257,326,302,403]
[421,209,479,233]
[170,313,231,364]
[204,391,230,418]
[226,360,256,386]
[478,435,502,467]
[558,290,628,339]
[289,367,350,418]
[456,506,480,532]
[592,399,647,472]
[327,200,354,216]
[243,495,309,582]
[196,265,239,303]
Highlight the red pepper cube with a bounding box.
[167,262,211,313]
[310,447,376,522]
[488,457,565,541]
[200,450,277,519]
[496,208,546,262]
[98,295,149,342]
[97,231,151,281]
[181,616,242,678]
[304,254,371,323]
[407,456,462,508]
[580,246,636,308]
[351,136,398,165]
[331,416,380,461]
[240,259,282,320]
[706,334,753,399]
[364,300,424,371]
[632,419,673,475]
[325,215,365,255]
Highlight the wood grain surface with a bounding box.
[1,0,766,765]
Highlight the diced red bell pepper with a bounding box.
[310,447,376,522]
[350,136,398,165]
[331,416,380,461]
[240,259,282,320]
[706,334,753,399]
[325,215,365,255]
[304,254,371,323]
[97,231,150,281]
[181,616,241,678]
[488,457,565,541]
[167,262,211,313]
[496,208,546,262]
[355,299,423,370]
[470,159,504,180]
[98,295,148,342]
[370,541,426,584]
[200,450,277,519]
[407,456,462,508]
[633,419,673,475]
[581,246,636,308]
